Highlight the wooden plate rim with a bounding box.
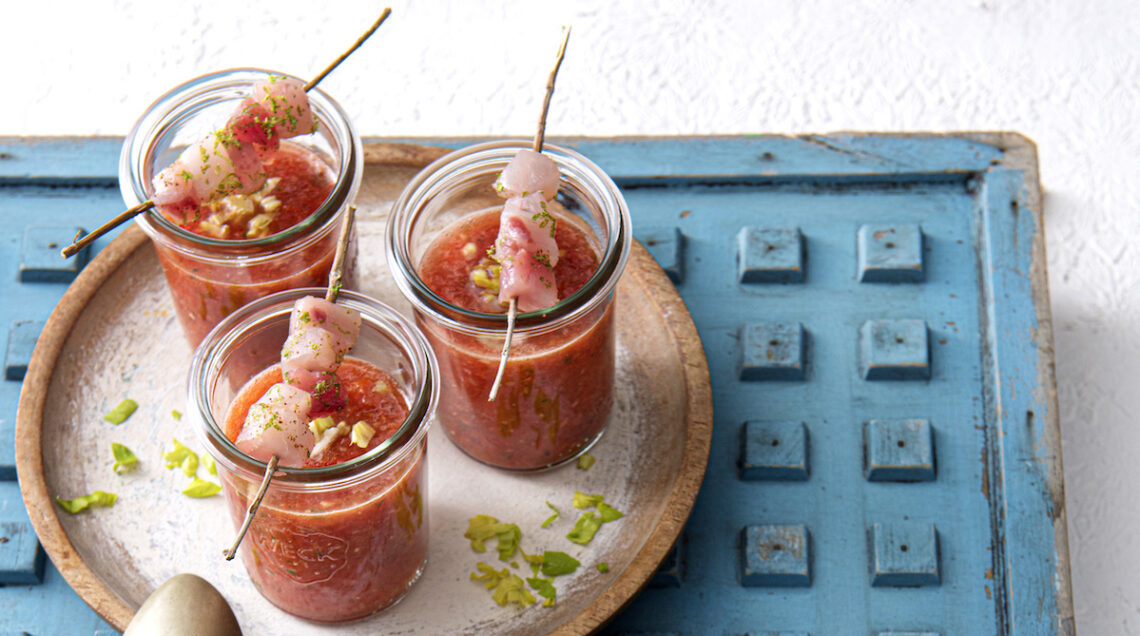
[15,142,714,634]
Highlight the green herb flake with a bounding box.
[597,562,610,573]
[540,550,580,577]
[182,478,221,498]
[572,491,605,510]
[171,409,182,420]
[103,399,138,425]
[566,512,603,545]
[163,438,199,478]
[541,501,560,528]
[576,453,596,470]
[111,442,138,474]
[56,491,117,514]
[598,501,624,523]
[527,577,557,607]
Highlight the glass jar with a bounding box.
[120,68,363,346]
[387,140,632,471]
[189,288,437,623]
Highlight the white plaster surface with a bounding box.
[2,0,1138,632]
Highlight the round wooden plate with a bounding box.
[16,143,712,635]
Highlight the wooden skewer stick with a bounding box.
[488,26,571,402]
[60,8,392,259]
[223,205,356,561]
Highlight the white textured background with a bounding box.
[3,0,1138,632]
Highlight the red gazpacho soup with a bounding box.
[222,358,426,623]
[418,207,613,470]
[153,142,339,346]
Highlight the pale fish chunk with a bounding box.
[235,383,314,466]
[494,149,560,200]
[289,296,362,355]
[251,76,316,140]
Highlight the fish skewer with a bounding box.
[61,8,391,259]
[488,26,571,402]
[223,204,356,561]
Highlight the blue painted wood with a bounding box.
[859,319,931,380]
[647,535,684,588]
[740,421,810,481]
[737,227,805,283]
[870,522,941,587]
[632,226,684,284]
[0,484,44,585]
[739,525,811,588]
[858,224,925,283]
[19,226,88,283]
[737,322,807,381]
[864,419,936,482]
[0,135,1071,636]
[4,321,43,382]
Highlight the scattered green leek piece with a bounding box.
[541,501,560,528]
[576,453,595,470]
[111,442,138,474]
[201,453,217,475]
[182,478,221,498]
[163,438,199,477]
[527,577,557,607]
[56,491,117,514]
[171,409,182,420]
[597,562,610,573]
[572,491,604,510]
[470,562,535,607]
[598,502,624,523]
[566,512,602,545]
[464,515,523,561]
[103,399,138,425]
[540,551,580,577]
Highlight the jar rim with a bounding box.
[385,140,632,334]
[188,288,438,487]
[119,68,361,259]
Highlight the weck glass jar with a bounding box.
[386,140,631,471]
[120,68,363,346]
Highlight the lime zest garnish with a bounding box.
[162,438,199,477]
[597,562,610,573]
[566,512,602,545]
[539,550,580,577]
[182,478,221,498]
[111,442,138,474]
[572,491,604,510]
[576,453,596,470]
[103,399,138,425]
[541,501,560,528]
[56,491,117,514]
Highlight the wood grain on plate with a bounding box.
[15,143,712,634]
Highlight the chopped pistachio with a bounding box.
[372,381,391,394]
[163,438,199,477]
[540,551,580,576]
[576,453,596,470]
[308,416,335,436]
[201,453,217,475]
[598,502,625,523]
[526,577,557,607]
[103,399,138,425]
[351,421,375,448]
[171,409,182,420]
[597,562,610,573]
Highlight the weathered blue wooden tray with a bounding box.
[0,134,1073,635]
